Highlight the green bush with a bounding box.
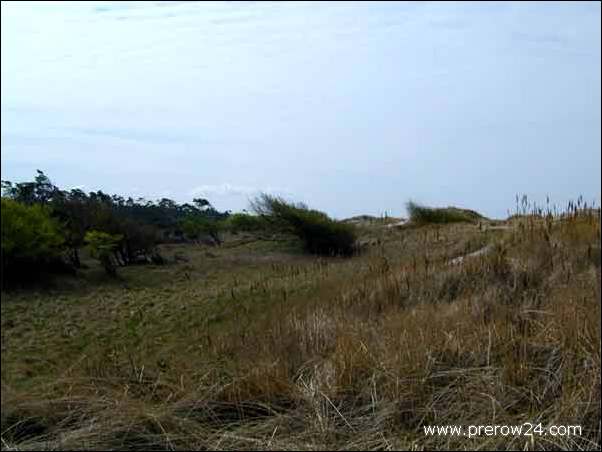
[84,230,123,276]
[225,213,270,233]
[1,198,66,285]
[406,201,484,224]
[250,194,357,256]
[180,216,223,245]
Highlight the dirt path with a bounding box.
[447,222,518,266]
[448,244,495,265]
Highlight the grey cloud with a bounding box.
[189,184,292,198]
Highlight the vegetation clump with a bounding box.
[84,230,123,277]
[1,198,66,285]
[225,212,271,233]
[180,215,223,245]
[406,200,485,224]
[251,193,357,256]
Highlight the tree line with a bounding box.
[1,170,228,284]
[1,171,360,287]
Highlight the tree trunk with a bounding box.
[101,254,117,277]
[113,250,126,267]
[70,247,81,268]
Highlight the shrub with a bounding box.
[250,194,357,256]
[119,219,161,264]
[180,216,223,245]
[225,213,270,233]
[84,230,123,276]
[1,198,66,285]
[406,200,484,224]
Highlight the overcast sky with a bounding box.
[1,1,600,219]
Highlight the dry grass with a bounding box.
[1,205,600,450]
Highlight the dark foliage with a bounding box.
[250,193,357,256]
[406,200,485,224]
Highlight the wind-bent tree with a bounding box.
[250,193,357,256]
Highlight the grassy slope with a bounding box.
[1,214,600,450]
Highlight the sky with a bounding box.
[1,1,600,219]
